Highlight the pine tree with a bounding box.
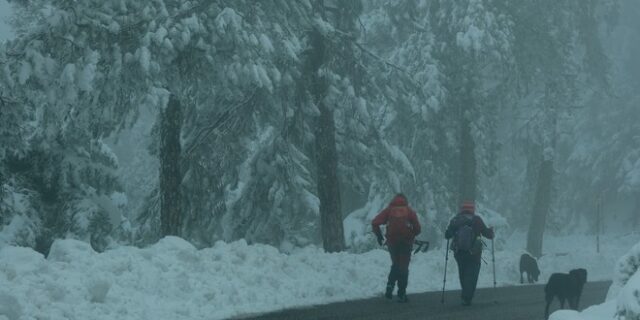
[500,0,615,256]
[306,23,345,252]
[159,94,182,237]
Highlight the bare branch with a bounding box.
[328,27,427,98]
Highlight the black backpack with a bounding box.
[452,214,477,253]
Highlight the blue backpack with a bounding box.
[452,214,476,253]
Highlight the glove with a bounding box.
[376,234,385,246]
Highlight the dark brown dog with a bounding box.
[519,253,540,284]
[544,268,588,319]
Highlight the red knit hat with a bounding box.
[461,201,475,213]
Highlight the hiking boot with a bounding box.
[385,285,393,299]
[397,294,409,303]
[461,299,472,306]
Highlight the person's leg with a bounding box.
[386,245,399,298]
[459,253,479,304]
[395,241,412,301]
[396,268,408,301]
[386,264,397,298]
[455,253,468,303]
[465,258,481,303]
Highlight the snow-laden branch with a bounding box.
[182,89,258,159]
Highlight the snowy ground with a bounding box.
[0,232,637,320]
[551,237,640,320]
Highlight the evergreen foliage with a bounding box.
[0,0,632,254]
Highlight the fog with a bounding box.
[0,0,13,42]
[0,0,638,257]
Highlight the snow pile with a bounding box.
[343,193,388,252]
[0,233,637,320]
[550,238,640,320]
[475,203,510,241]
[0,237,403,320]
[607,240,640,320]
[550,302,617,320]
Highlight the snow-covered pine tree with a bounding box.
[498,0,615,256]
[358,1,513,241]
[559,0,636,232]
[358,1,450,238]
[194,0,418,251]
[173,2,322,249]
[0,0,301,248]
[292,0,429,252]
[425,0,514,209]
[0,0,143,251]
[0,43,38,247]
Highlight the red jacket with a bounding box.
[372,195,421,245]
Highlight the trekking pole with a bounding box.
[491,238,497,289]
[441,239,450,304]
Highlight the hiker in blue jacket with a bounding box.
[445,201,494,306]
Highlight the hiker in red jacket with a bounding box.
[445,201,494,306]
[372,194,421,302]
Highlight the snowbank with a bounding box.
[551,236,640,320]
[549,301,617,320]
[0,233,637,320]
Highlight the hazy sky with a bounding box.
[0,0,13,42]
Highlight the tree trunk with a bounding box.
[0,171,3,219]
[633,195,640,228]
[453,74,477,205]
[526,148,554,258]
[306,26,345,253]
[160,94,183,237]
[527,83,558,258]
[459,114,477,203]
[315,102,345,252]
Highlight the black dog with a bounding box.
[544,268,588,319]
[519,253,540,284]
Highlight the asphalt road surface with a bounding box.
[240,281,610,320]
